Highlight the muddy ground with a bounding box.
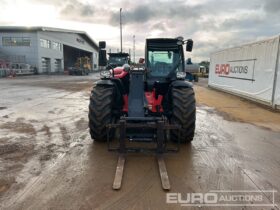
[195,78,280,132]
[0,75,279,210]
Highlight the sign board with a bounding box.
[215,59,256,81]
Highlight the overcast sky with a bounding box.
[0,0,279,62]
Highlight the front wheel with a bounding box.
[88,86,115,142]
[170,87,196,143]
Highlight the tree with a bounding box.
[199,61,210,67]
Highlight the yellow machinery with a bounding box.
[75,56,91,70]
[69,56,91,75]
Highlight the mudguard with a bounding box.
[171,80,193,88]
[95,79,125,93]
[95,79,115,87]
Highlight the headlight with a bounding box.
[176,72,186,79]
[100,70,112,78]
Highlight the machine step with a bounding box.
[129,137,153,142]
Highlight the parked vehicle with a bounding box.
[107,52,130,68]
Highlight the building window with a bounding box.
[52,41,62,51]
[2,37,31,46]
[40,39,51,48]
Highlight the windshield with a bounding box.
[147,50,183,77]
[108,57,128,66]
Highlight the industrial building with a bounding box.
[0,26,99,74]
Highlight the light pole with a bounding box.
[133,35,135,63]
[120,8,122,53]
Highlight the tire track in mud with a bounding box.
[1,129,88,210]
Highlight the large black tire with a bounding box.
[170,88,196,143]
[88,86,115,142]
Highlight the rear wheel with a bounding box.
[170,88,196,143]
[88,86,115,142]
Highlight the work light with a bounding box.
[100,70,112,78]
[176,72,186,80]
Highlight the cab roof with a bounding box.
[146,38,180,51]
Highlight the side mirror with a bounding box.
[99,49,107,66]
[186,39,193,52]
[99,41,106,49]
